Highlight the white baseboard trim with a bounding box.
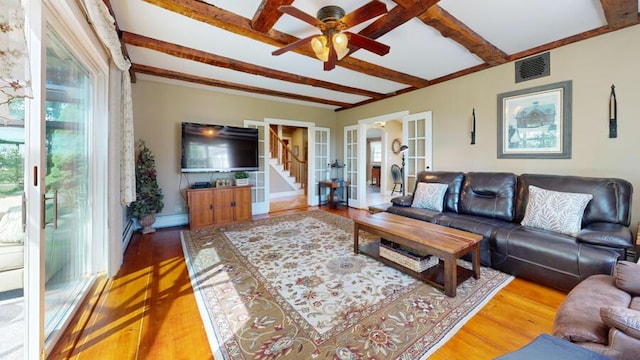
[128,213,190,233]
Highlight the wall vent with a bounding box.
[515,52,550,83]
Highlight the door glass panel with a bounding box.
[44,27,92,340]
[0,98,26,359]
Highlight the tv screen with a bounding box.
[181,122,259,173]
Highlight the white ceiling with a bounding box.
[109,0,638,110]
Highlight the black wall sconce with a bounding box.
[609,85,617,138]
[470,108,476,145]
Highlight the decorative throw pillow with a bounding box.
[411,182,448,212]
[600,306,640,340]
[521,185,593,236]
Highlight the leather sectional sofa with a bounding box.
[386,171,633,292]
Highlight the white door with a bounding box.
[344,124,366,208]
[308,127,330,206]
[402,111,433,194]
[244,120,269,214]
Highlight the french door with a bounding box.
[243,120,269,214]
[309,127,330,205]
[402,111,433,194]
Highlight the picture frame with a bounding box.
[293,145,300,157]
[497,80,572,159]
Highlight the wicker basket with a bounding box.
[379,244,439,272]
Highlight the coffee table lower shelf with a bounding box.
[358,242,475,292]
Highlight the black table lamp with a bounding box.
[399,145,409,196]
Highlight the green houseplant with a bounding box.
[128,140,164,233]
[234,171,250,186]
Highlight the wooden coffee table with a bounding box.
[353,212,483,297]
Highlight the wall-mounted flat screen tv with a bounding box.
[181,122,259,173]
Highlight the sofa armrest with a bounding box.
[391,195,413,207]
[600,306,640,341]
[576,222,632,248]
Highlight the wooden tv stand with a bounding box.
[186,185,252,229]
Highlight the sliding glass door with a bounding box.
[42,26,93,340]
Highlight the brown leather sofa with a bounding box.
[553,260,640,359]
[386,171,633,291]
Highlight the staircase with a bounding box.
[269,128,307,197]
[269,157,304,197]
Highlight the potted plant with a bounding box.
[234,171,250,186]
[128,140,164,234]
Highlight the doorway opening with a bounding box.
[268,123,309,213]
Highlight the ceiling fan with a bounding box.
[272,1,390,71]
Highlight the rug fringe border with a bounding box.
[180,231,226,360]
[418,274,515,359]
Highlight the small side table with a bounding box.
[318,180,350,209]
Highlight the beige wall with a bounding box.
[132,24,640,229]
[132,81,337,215]
[337,25,640,227]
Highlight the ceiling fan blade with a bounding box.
[324,45,337,71]
[278,5,324,27]
[272,35,315,56]
[340,0,387,29]
[346,32,390,56]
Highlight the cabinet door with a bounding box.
[234,187,252,221]
[188,190,214,229]
[213,188,235,224]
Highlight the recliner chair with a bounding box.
[553,259,640,360]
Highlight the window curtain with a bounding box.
[81,0,135,205]
[0,0,32,124]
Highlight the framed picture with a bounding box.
[497,80,572,159]
[293,145,299,157]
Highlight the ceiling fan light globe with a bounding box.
[332,33,349,60]
[311,36,329,61]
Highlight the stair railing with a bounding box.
[269,128,307,193]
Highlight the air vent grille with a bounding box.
[515,52,550,83]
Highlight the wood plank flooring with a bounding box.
[50,206,565,359]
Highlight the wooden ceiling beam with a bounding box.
[600,0,639,30]
[359,0,440,40]
[143,0,429,87]
[131,63,351,108]
[102,0,136,82]
[418,6,507,65]
[251,0,294,32]
[122,32,384,99]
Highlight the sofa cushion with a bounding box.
[0,243,24,272]
[436,213,509,266]
[600,306,640,340]
[521,185,593,236]
[577,222,633,249]
[615,261,640,296]
[459,172,517,221]
[0,207,24,243]
[412,171,464,213]
[491,224,620,291]
[516,174,632,226]
[386,206,441,223]
[553,274,631,344]
[411,182,448,211]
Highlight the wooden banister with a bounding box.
[269,128,308,194]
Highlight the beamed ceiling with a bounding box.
[107,0,640,111]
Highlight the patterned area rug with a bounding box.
[181,210,513,360]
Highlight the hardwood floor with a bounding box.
[50,207,565,359]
